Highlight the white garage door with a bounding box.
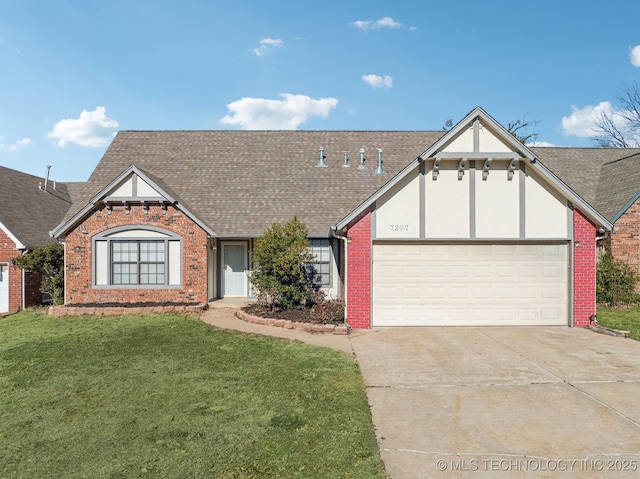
[372,243,568,326]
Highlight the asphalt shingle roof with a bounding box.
[58,131,640,235]
[0,166,74,248]
[533,147,640,221]
[63,130,445,236]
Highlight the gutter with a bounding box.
[330,226,351,329]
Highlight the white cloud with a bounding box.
[46,106,119,147]
[631,45,640,67]
[362,74,393,89]
[526,140,556,147]
[561,102,617,137]
[0,136,32,151]
[220,94,339,130]
[351,16,414,31]
[253,37,284,56]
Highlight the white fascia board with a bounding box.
[334,156,422,231]
[51,165,217,239]
[419,106,536,161]
[0,221,25,249]
[529,159,612,231]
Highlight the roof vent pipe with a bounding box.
[317,146,327,167]
[358,148,365,169]
[44,165,51,191]
[342,151,349,167]
[375,148,384,175]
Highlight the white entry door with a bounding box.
[222,243,247,297]
[0,264,8,313]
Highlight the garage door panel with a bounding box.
[372,243,568,326]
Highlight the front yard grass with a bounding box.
[597,305,640,340]
[0,311,384,479]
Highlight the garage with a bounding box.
[372,243,569,326]
[337,108,610,329]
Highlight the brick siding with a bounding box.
[608,196,640,277]
[573,209,597,327]
[63,203,208,305]
[0,228,46,311]
[346,208,371,329]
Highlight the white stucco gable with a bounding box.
[335,107,611,234]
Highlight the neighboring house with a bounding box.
[51,107,615,328]
[538,149,640,277]
[0,166,74,313]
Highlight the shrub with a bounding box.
[250,217,314,310]
[309,289,345,323]
[596,253,639,306]
[14,242,64,305]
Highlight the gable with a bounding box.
[51,165,216,239]
[106,172,163,199]
[371,159,569,241]
[337,107,611,232]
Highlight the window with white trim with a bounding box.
[93,227,181,288]
[306,239,331,287]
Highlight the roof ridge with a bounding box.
[602,151,640,166]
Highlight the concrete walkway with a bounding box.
[201,307,640,478]
[200,305,354,355]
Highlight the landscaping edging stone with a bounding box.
[236,309,350,335]
[48,304,207,316]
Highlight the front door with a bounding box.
[0,264,8,313]
[222,243,247,297]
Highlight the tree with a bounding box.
[14,242,65,306]
[596,253,639,306]
[506,116,541,145]
[592,82,640,147]
[442,119,453,131]
[250,216,314,310]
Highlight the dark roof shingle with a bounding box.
[0,166,73,248]
[64,130,445,236]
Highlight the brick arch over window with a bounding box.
[92,225,182,288]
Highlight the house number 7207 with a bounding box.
[390,224,409,231]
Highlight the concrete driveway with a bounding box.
[350,327,640,479]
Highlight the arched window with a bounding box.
[92,226,182,288]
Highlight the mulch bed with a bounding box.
[243,303,344,325]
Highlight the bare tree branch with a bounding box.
[593,109,631,147]
[507,116,541,144]
[592,82,640,147]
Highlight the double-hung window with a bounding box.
[112,240,166,285]
[306,239,331,287]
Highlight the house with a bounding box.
[537,149,640,276]
[0,166,74,313]
[51,107,615,328]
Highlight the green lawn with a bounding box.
[0,311,385,479]
[597,306,640,340]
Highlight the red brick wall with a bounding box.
[63,203,208,305]
[574,209,597,327]
[0,228,23,312]
[608,196,640,276]
[346,208,371,329]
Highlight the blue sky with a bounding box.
[1,0,640,182]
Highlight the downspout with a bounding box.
[20,249,29,311]
[331,226,351,329]
[22,265,26,311]
[592,228,609,324]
